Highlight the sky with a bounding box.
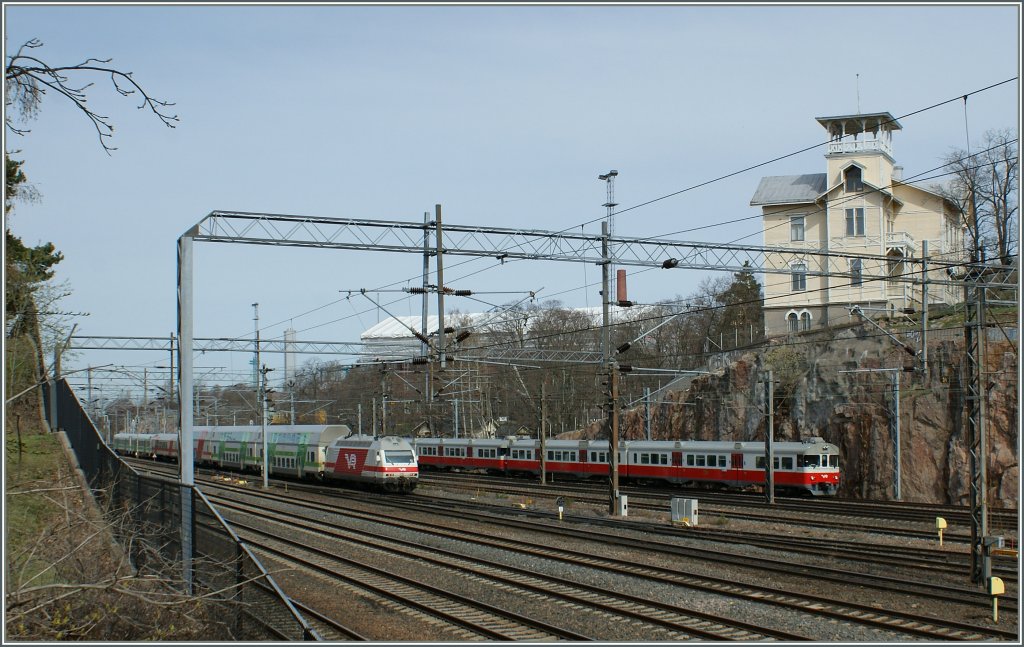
[3,2,1020,401]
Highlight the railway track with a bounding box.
[124,458,1018,640]
[440,476,1020,582]
[215,491,808,641]
[419,471,1019,543]
[200,479,1017,641]
[129,459,1017,591]
[289,600,367,641]
[398,491,1019,612]
[678,525,1018,584]
[235,516,587,641]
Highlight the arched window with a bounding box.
[800,311,812,331]
[787,312,799,332]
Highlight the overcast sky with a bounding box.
[4,2,1019,396]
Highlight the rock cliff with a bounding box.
[581,324,1018,507]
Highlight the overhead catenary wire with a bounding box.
[726,141,1020,247]
[446,254,1011,359]
[213,79,1018,360]
[579,78,1018,230]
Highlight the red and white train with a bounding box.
[411,436,840,496]
[112,425,419,493]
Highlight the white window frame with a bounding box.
[787,311,799,332]
[790,215,805,242]
[791,262,807,291]
[787,308,812,331]
[846,207,865,236]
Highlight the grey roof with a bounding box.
[749,174,827,206]
[815,111,902,132]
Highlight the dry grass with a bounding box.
[4,424,237,640]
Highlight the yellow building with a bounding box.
[751,112,965,335]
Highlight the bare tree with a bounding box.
[5,38,179,154]
[938,129,1019,264]
[974,130,1018,265]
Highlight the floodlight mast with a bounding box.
[599,170,619,298]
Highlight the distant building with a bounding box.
[358,307,621,361]
[359,312,522,362]
[751,112,965,335]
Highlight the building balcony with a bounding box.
[885,231,915,255]
[827,138,893,157]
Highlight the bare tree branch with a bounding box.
[5,38,179,154]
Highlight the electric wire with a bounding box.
[243,79,1017,344]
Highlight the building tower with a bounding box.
[751,111,961,336]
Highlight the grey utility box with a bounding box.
[617,494,629,517]
[671,497,698,526]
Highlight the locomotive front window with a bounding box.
[800,455,820,467]
[829,455,839,467]
[384,450,416,465]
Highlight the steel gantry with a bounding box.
[189,210,974,286]
[175,210,1006,481]
[69,334,420,358]
[68,334,604,365]
[175,207,1010,588]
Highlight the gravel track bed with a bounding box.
[422,483,1018,600]
[240,525,483,641]
[206,482,1014,641]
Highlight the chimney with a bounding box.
[616,269,633,307]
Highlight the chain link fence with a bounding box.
[45,378,319,640]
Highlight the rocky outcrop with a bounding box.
[580,324,1018,507]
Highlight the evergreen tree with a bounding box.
[5,155,63,339]
[714,262,764,345]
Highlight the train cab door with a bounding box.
[730,452,744,485]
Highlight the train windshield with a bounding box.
[799,455,820,467]
[384,450,416,465]
[829,455,840,468]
